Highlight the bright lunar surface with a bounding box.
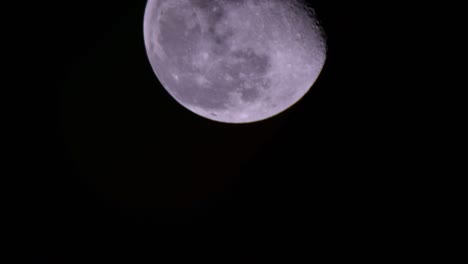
[144,0,327,123]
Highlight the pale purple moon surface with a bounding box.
[143,0,327,123]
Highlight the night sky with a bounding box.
[16,0,420,262]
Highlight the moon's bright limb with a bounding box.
[144,0,327,123]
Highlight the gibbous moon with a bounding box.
[144,0,326,123]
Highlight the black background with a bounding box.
[15,0,424,262]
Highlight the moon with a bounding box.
[143,0,326,123]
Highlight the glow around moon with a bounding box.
[144,0,326,123]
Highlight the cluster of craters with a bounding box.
[156,0,272,111]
